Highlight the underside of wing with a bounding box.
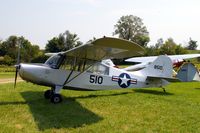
[126,54,200,63]
[125,56,157,63]
[62,37,145,61]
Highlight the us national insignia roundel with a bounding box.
[112,73,137,88]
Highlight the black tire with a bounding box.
[51,94,62,104]
[44,90,53,99]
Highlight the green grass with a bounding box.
[0,82,200,132]
[0,72,15,79]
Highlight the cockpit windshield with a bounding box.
[45,54,64,69]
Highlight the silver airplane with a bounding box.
[15,37,178,104]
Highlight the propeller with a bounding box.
[14,40,21,88]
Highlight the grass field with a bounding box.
[0,82,200,133]
[0,72,15,79]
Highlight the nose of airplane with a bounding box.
[19,63,30,81]
[18,63,40,83]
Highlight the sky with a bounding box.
[0,0,200,49]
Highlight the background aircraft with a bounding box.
[124,54,200,71]
[176,62,200,82]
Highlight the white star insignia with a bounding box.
[119,74,130,86]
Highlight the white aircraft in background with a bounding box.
[176,62,200,82]
[14,37,184,104]
[124,54,200,71]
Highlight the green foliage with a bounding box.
[0,36,18,58]
[0,72,15,78]
[1,55,14,65]
[0,36,41,64]
[159,38,177,55]
[133,35,150,48]
[45,37,62,52]
[45,30,83,52]
[187,38,198,50]
[0,66,15,72]
[175,45,188,54]
[145,46,159,56]
[1,82,200,132]
[113,15,150,47]
[145,38,188,56]
[31,54,48,63]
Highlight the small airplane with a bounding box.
[14,37,182,104]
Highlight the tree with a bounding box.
[187,38,198,50]
[0,36,18,58]
[159,38,187,55]
[0,39,4,56]
[45,30,83,52]
[175,45,187,54]
[45,37,62,52]
[145,46,157,56]
[155,38,164,49]
[0,36,40,64]
[87,37,96,43]
[113,15,150,47]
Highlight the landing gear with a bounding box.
[51,94,62,103]
[162,87,166,93]
[44,85,63,104]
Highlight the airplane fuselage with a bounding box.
[19,63,167,91]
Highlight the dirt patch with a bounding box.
[0,78,24,84]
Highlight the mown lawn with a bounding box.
[0,82,200,133]
[0,72,15,79]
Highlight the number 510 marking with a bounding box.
[89,75,103,84]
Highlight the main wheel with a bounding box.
[44,90,53,99]
[51,94,62,104]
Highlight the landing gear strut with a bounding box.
[162,87,166,93]
[44,85,63,104]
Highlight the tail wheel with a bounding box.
[44,90,53,99]
[51,94,62,104]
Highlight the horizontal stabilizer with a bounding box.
[147,76,180,82]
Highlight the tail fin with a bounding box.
[140,55,173,78]
[176,63,200,82]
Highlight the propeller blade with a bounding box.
[14,66,18,88]
[14,40,21,88]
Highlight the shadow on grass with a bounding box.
[133,89,173,95]
[71,92,131,99]
[20,91,103,130]
[195,88,200,90]
[0,101,27,105]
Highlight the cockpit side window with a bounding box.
[87,62,109,75]
[59,56,96,72]
[45,54,65,69]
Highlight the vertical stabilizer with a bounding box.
[140,55,173,78]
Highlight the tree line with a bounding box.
[0,15,198,65]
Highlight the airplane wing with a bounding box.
[61,37,145,61]
[125,54,200,63]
